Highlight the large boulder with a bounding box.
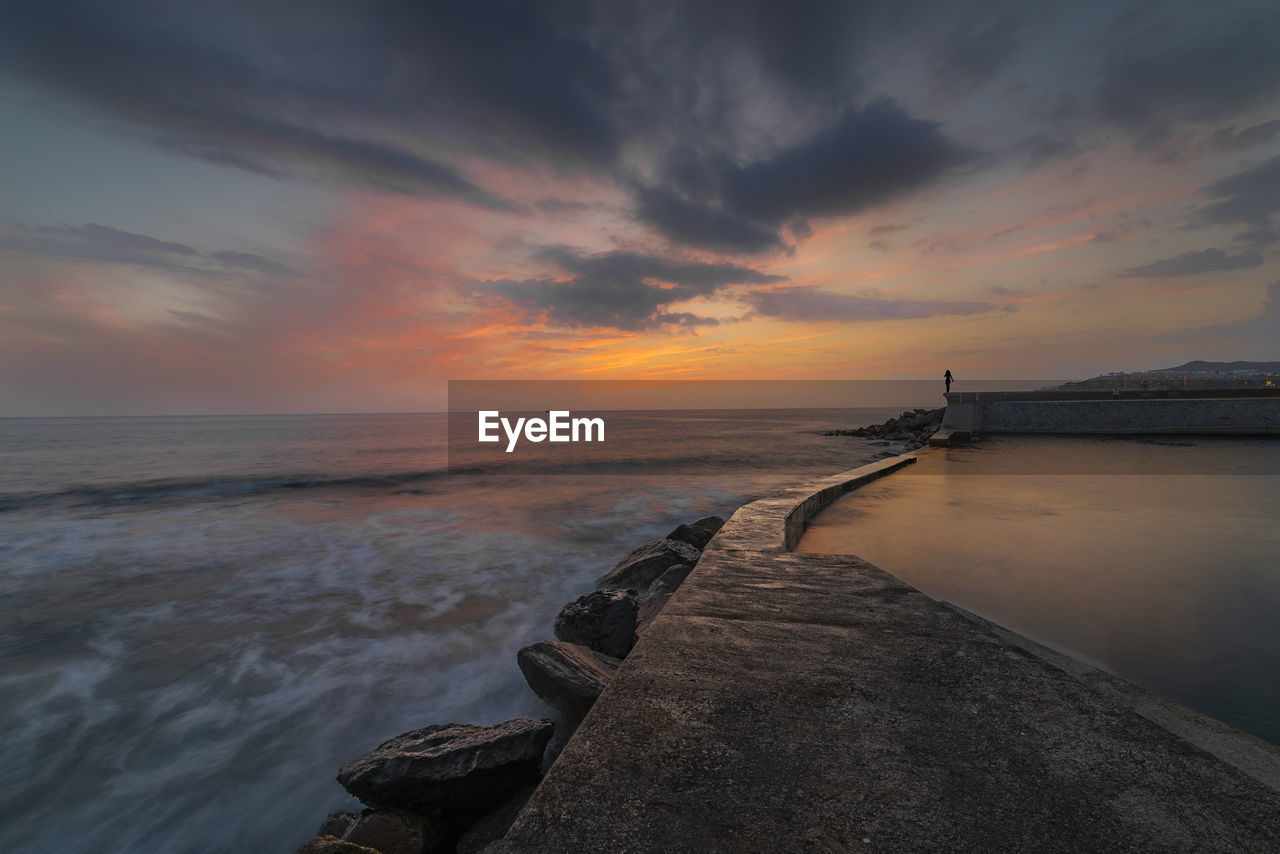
[342,810,438,854]
[596,538,700,591]
[554,589,639,659]
[665,523,712,550]
[456,783,537,854]
[648,564,693,597]
[318,813,359,839]
[517,641,620,720]
[337,718,553,814]
[692,516,725,535]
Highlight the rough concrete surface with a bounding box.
[495,458,1280,853]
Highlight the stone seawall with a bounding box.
[939,388,1280,439]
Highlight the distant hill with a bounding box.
[1160,361,1280,373]
[1059,360,1279,391]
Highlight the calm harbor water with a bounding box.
[0,409,898,854]
[800,435,1280,747]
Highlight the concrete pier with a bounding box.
[497,454,1280,853]
[935,388,1280,444]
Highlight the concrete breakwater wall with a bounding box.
[939,388,1280,439]
[495,452,1280,852]
[782,455,917,549]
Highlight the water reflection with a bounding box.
[799,436,1280,746]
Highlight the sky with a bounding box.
[0,0,1278,415]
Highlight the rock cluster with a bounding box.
[823,407,944,450]
[553,589,638,658]
[517,641,620,719]
[595,537,700,592]
[665,522,712,550]
[336,720,553,813]
[526,514,725,738]
[298,512,727,854]
[297,720,553,853]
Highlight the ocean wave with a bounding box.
[0,469,451,514]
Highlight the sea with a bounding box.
[0,408,904,854]
[5,408,1279,853]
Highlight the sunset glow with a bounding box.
[1,1,1277,413]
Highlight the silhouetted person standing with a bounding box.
[944,369,954,394]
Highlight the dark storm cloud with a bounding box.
[8,0,1267,270]
[787,218,814,241]
[0,0,893,200]
[745,288,991,322]
[1196,156,1280,230]
[1207,121,1280,153]
[0,0,599,203]
[0,0,977,241]
[1231,230,1280,249]
[728,2,869,100]
[190,120,506,204]
[723,101,969,222]
[1119,248,1263,279]
[360,0,622,167]
[607,0,884,123]
[0,222,292,277]
[931,13,1023,93]
[1187,155,1280,249]
[639,100,970,253]
[538,248,785,293]
[483,249,784,330]
[160,115,503,203]
[1095,7,1280,144]
[634,187,787,254]
[1019,135,1081,169]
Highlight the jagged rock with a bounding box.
[633,593,672,642]
[648,564,693,597]
[825,408,943,442]
[597,538,700,591]
[319,812,359,839]
[554,589,639,659]
[692,515,725,535]
[294,836,380,854]
[456,784,537,854]
[665,522,712,550]
[337,718,554,814]
[517,641,620,720]
[343,809,439,854]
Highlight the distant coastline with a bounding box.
[1058,360,1280,392]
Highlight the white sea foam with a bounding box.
[0,410,893,853]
